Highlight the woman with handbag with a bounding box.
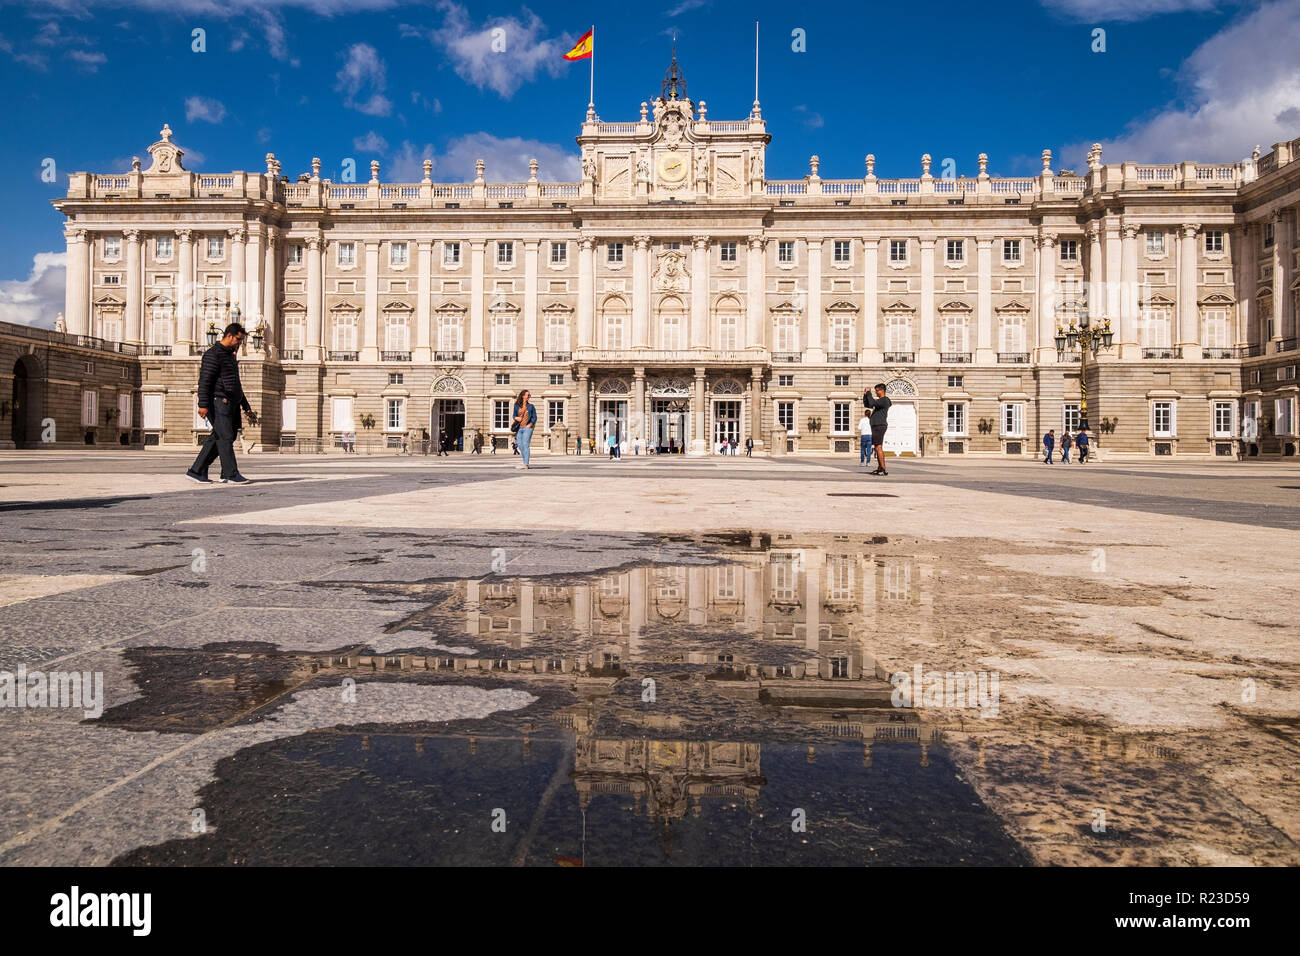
[512,389,537,470]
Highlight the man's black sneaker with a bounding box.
[220,474,253,484]
[185,470,212,484]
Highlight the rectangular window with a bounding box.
[288,244,303,265]
[493,400,511,431]
[550,241,567,264]
[1153,401,1175,437]
[946,239,964,264]
[778,241,795,263]
[331,397,353,431]
[388,372,404,385]
[1000,402,1025,437]
[947,374,964,388]
[386,399,404,431]
[945,403,966,435]
[549,373,564,385]
[155,236,173,259]
[1203,309,1230,349]
[390,242,408,267]
[1141,309,1172,348]
[777,374,794,387]
[1263,222,1274,248]
[834,374,850,386]
[833,402,851,433]
[495,372,510,385]
[337,241,356,267]
[117,393,132,429]
[1145,231,1165,255]
[607,242,624,264]
[1212,401,1234,437]
[886,315,911,352]
[207,236,224,259]
[719,241,737,263]
[141,393,163,429]
[942,317,968,353]
[281,397,297,431]
[889,240,907,263]
[1003,239,1021,263]
[1063,403,1081,432]
[443,242,461,265]
[548,400,565,427]
[773,314,797,352]
[833,240,851,263]
[81,390,98,427]
[776,401,795,433]
[496,242,514,265]
[1275,398,1294,436]
[1204,231,1224,254]
[102,274,121,285]
[1059,239,1079,261]
[104,236,121,259]
[545,316,569,353]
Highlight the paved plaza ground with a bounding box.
[1,449,1297,866]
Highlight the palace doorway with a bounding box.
[650,399,688,453]
[712,399,741,452]
[434,398,465,450]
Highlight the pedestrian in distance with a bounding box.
[1042,429,1055,464]
[863,383,892,475]
[745,436,754,457]
[857,408,873,466]
[438,428,449,457]
[609,433,619,459]
[513,389,537,470]
[1060,429,1072,463]
[186,322,258,485]
[1076,428,1089,463]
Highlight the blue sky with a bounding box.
[2,0,1298,327]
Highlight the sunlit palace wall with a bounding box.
[38,64,1300,457]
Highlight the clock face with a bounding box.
[658,152,688,183]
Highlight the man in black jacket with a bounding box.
[186,322,259,484]
[863,383,892,475]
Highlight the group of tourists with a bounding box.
[1041,428,1090,464]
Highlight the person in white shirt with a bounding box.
[858,413,873,465]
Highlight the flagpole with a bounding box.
[754,21,760,106]
[588,24,595,111]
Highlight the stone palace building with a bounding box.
[18,57,1300,457]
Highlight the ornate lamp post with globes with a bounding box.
[1055,309,1114,433]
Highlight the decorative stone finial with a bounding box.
[865,154,876,178]
[266,153,276,176]
[131,156,141,172]
[921,153,932,177]
[1041,148,1053,171]
[160,124,172,142]
[422,159,432,183]
[528,158,539,182]
[369,160,380,183]
[474,158,485,182]
[311,157,321,181]
[699,100,707,120]
[978,153,988,176]
[1087,143,1102,170]
[809,155,820,179]
[640,101,649,122]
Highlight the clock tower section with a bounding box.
[576,51,771,204]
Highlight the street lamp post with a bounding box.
[1055,311,1114,432]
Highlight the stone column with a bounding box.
[230,227,247,321]
[806,238,823,356]
[469,239,486,361]
[124,229,142,343]
[632,235,651,348]
[1273,211,1289,343]
[632,366,646,444]
[522,239,539,362]
[919,237,936,362]
[691,236,710,349]
[750,365,764,450]
[1104,220,1123,341]
[1120,223,1139,358]
[1036,232,1057,362]
[1087,222,1103,319]
[1236,224,1255,348]
[576,369,590,442]
[690,365,707,455]
[578,237,595,348]
[306,235,323,361]
[976,237,993,362]
[63,227,90,336]
[863,236,879,358]
[362,239,380,360]
[1178,222,1200,349]
[176,228,194,344]
[746,236,765,350]
[243,226,263,336]
[262,227,277,351]
[415,239,433,361]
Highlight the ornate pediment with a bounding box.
[432,375,465,393]
[382,300,413,312]
[938,299,972,312]
[487,298,521,314]
[771,298,802,314]
[280,299,305,311]
[144,124,186,175]
[651,97,695,148]
[541,301,575,314]
[434,300,467,314]
[881,299,916,313]
[1140,291,1176,307]
[1198,291,1235,305]
[94,294,124,307]
[826,299,859,313]
[996,299,1031,313]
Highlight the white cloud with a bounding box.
[420,1,570,100]
[353,130,388,153]
[1061,0,1300,163]
[794,105,824,129]
[185,95,226,124]
[335,43,392,117]
[67,49,107,71]
[0,252,66,329]
[389,141,435,182]
[439,132,580,182]
[667,0,708,15]
[1038,0,1220,21]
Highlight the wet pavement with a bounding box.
[1,452,1297,866]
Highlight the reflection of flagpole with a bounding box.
[589,24,595,110]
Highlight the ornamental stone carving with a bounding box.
[653,250,691,293]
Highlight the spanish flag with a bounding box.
[563,29,593,61]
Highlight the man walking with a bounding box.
[1075,428,1089,463]
[1060,429,1072,463]
[857,407,873,466]
[863,383,892,476]
[1042,429,1055,464]
[745,436,753,457]
[186,322,258,484]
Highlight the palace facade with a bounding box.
[34,59,1300,457]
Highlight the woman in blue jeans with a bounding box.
[513,388,537,470]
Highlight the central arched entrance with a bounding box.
[883,377,919,456]
[10,356,41,448]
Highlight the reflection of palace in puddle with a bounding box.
[460,534,935,683]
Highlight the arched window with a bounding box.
[715,296,741,351]
[659,295,685,350]
[602,296,628,350]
